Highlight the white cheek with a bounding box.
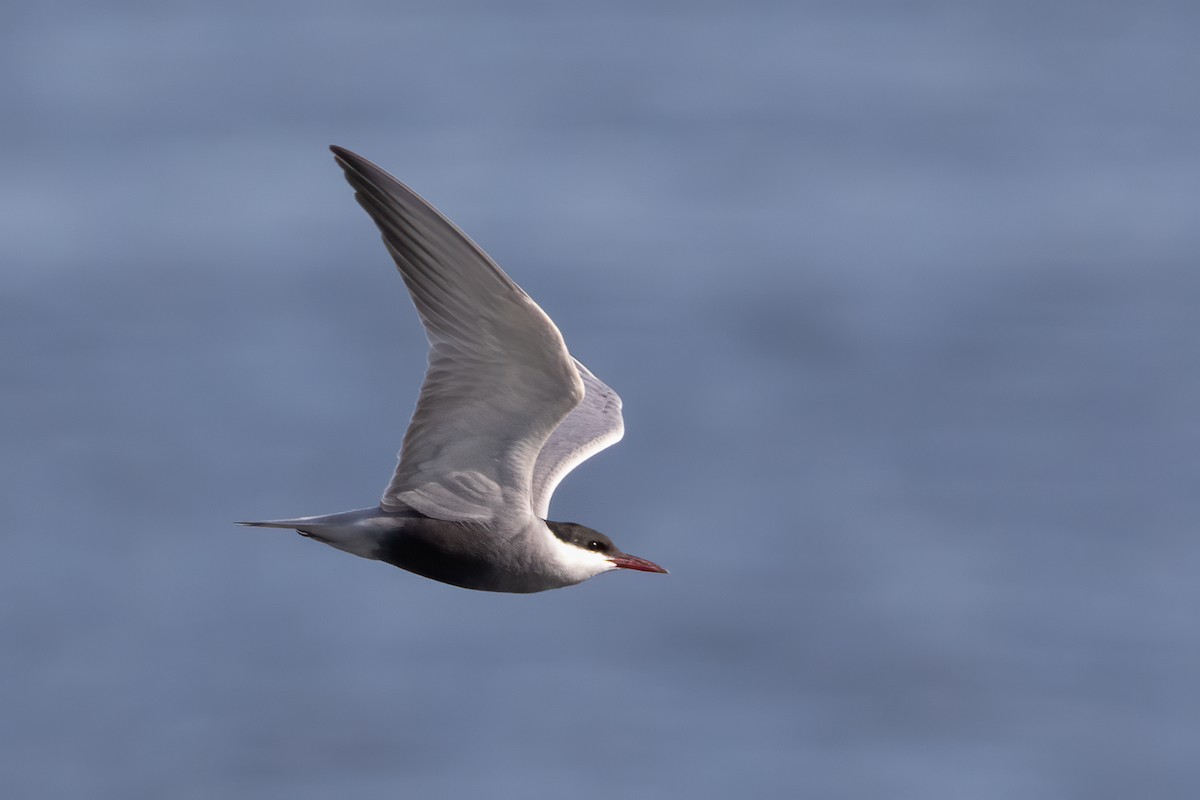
[547,538,617,579]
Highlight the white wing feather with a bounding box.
[530,359,624,518]
[331,148,583,526]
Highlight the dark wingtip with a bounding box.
[329,145,383,183]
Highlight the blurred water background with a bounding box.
[3,1,1198,798]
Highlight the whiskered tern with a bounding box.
[240,147,666,593]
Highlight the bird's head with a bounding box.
[544,520,667,585]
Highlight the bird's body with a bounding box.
[243,506,647,594]
[240,147,665,593]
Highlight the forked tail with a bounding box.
[237,519,311,530]
[235,509,388,560]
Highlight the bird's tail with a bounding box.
[236,509,385,560]
[237,518,314,530]
[237,517,335,543]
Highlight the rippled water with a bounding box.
[4,2,1198,798]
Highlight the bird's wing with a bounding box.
[331,146,583,525]
[530,358,624,519]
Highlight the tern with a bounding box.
[240,146,667,593]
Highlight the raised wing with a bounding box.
[530,359,624,519]
[331,147,583,525]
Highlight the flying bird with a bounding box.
[240,147,666,593]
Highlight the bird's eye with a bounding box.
[587,540,605,552]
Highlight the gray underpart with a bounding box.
[241,506,569,593]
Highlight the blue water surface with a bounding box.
[3,2,1198,798]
